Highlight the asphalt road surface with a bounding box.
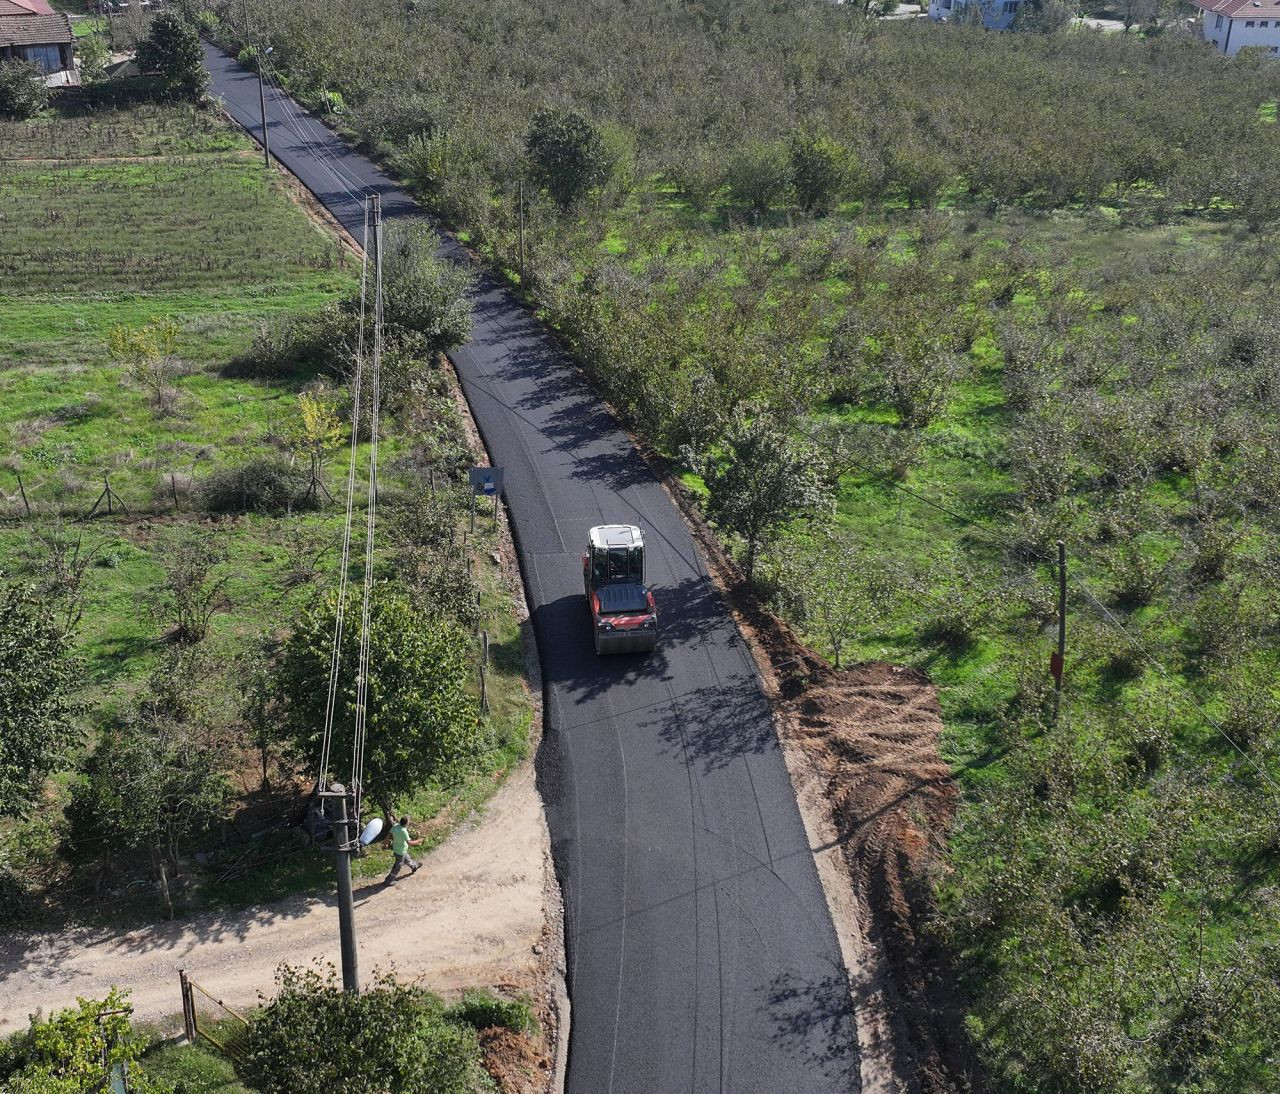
[205,44,859,1094]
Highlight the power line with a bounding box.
[320,198,371,793]
[1068,576,1280,799]
[351,195,384,805]
[840,454,1280,798]
[254,63,371,206]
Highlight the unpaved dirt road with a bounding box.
[0,760,555,1032]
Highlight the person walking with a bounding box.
[385,815,422,884]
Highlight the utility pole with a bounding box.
[256,57,270,169]
[517,178,525,286]
[240,0,270,168]
[1051,540,1066,722]
[319,783,360,994]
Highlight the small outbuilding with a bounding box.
[0,0,77,85]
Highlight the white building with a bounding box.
[1189,0,1280,55]
[928,0,1023,30]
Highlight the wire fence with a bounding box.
[180,970,251,1067]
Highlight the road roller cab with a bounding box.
[582,524,658,655]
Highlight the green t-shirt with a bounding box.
[390,824,410,855]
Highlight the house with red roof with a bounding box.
[0,0,76,85]
[1188,0,1280,54]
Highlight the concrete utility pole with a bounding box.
[239,0,270,168]
[319,783,360,994]
[256,56,270,169]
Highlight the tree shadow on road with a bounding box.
[763,967,862,1087]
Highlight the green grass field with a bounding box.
[0,103,532,928]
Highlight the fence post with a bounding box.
[482,629,489,666]
[479,663,488,715]
[179,969,195,1043]
[15,471,30,517]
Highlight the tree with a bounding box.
[789,132,846,215]
[287,390,342,505]
[726,140,792,216]
[381,219,475,358]
[154,527,231,643]
[780,533,892,669]
[20,522,105,636]
[688,407,829,584]
[0,988,172,1094]
[0,59,48,120]
[107,318,182,414]
[76,33,109,85]
[827,304,965,427]
[525,107,612,208]
[64,707,231,917]
[136,11,207,101]
[276,585,478,815]
[0,584,78,820]
[242,965,485,1094]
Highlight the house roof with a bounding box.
[0,0,56,14]
[0,11,74,45]
[1189,0,1280,16]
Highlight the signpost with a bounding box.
[468,467,504,531]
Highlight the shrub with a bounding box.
[445,989,534,1034]
[152,527,231,643]
[0,60,48,120]
[381,219,475,355]
[227,306,356,382]
[197,456,310,514]
[789,132,846,214]
[668,146,724,212]
[243,965,485,1094]
[726,140,791,215]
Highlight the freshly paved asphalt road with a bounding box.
[206,44,859,1093]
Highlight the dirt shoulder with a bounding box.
[647,457,982,1094]
[0,757,551,1028]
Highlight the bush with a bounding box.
[0,989,172,1093]
[789,132,846,214]
[242,965,486,1094]
[197,456,310,514]
[0,60,49,120]
[227,306,355,382]
[445,989,534,1034]
[726,140,791,215]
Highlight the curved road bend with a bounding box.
[205,45,859,1094]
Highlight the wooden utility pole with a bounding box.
[518,178,526,286]
[1051,540,1066,722]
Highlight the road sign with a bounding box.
[468,467,503,497]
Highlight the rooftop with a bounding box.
[0,11,74,46]
[589,524,643,549]
[0,0,56,14]
[1188,0,1280,16]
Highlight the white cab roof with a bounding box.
[589,524,643,549]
